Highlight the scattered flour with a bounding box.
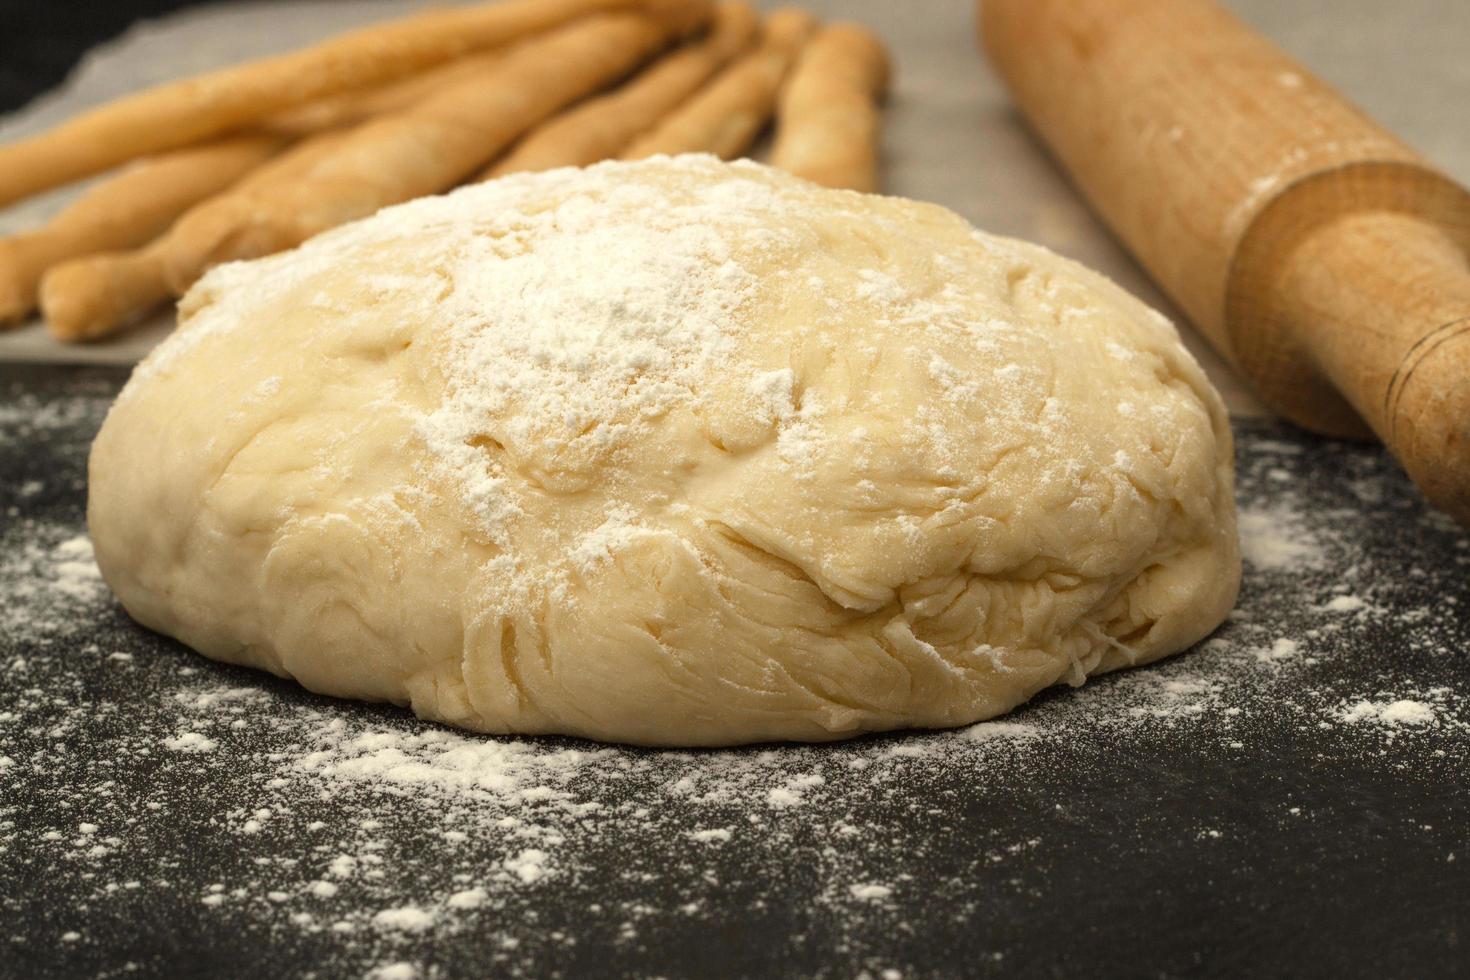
[372,907,437,933]
[2,393,1465,977]
[1338,699,1439,727]
[367,965,419,980]
[446,888,488,910]
[766,773,825,808]
[504,849,551,885]
[1255,638,1300,664]
[964,721,1041,741]
[163,731,218,753]
[690,829,732,843]
[1237,502,1324,571]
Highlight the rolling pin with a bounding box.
[981,0,1470,526]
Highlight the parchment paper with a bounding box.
[3,0,1469,417]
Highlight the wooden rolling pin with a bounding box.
[981,0,1470,526]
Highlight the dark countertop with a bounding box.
[2,364,1466,980]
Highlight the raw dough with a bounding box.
[89,155,1240,746]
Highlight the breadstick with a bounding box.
[41,131,353,341]
[0,0,707,207]
[261,52,504,138]
[484,1,758,178]
[7,45,506,327]
[159,10,705,293]
[0,134,287,326]
[621,8,816,161]
[39,243,174,343]
[770,23,890,192]
[4,55,501,326]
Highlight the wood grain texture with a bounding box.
[982,0,1470,524]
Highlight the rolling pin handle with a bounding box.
[980,0,1470,526]
[1253,204,1470,523]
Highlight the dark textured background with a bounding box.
[0,0,204,114]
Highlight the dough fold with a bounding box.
[89,156,1239,746]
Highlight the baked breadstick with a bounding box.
[40,131,353,341]
[770,23,890,192]
[484,1,758,178]
[0,134,287,326]
[4,56,509,326]
[159,10,703,292]
[39,243,174,343]
[0,0,709,207]
[621,7,816,161]
[261,52,504,138]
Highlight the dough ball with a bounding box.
[89,156,1239,746]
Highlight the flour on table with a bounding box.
[1237,501,1324,571]
[1337,698,1441,727]
[3,393,1466,978]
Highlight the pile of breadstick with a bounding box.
[0,0,890,343]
